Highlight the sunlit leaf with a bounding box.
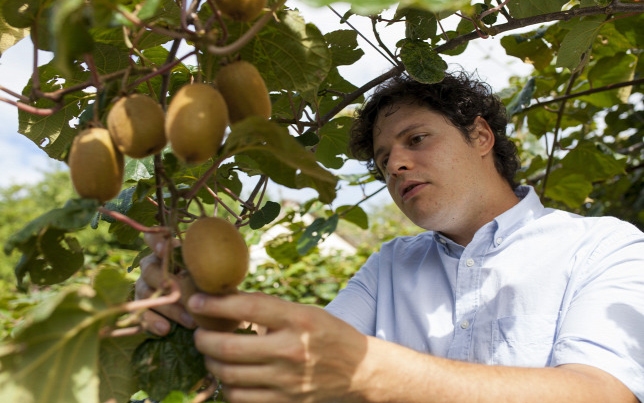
[544,171,593,208]
[337,205,369,229]
[223,117,338,204]
[0,273,131,403]
[505,0,569,19]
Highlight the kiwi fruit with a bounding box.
[181,217,249,295]
[214,0,266,22]
[178,273,241,332]
[106,93,167,158]
[165,83,229,164]
[215,60,271,124]
[68,127,124,203]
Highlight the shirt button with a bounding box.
[465,258,475,267]
[439,238,447,244]
[495,237,503,245]
[460,320,470,329]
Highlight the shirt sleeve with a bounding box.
[324,251,380,336]
[551,220,644,401]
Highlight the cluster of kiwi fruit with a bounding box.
[67,3,270,330]
[68,58,271,203]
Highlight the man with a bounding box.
[137,71,644,402]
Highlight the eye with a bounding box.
[409,133,427,145]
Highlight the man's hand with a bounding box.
[189,292,370,403]
[134,235,196,335]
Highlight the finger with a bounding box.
[135,273,196,329]
[194,327,289,365]
[144,230,181,258]
[220,385,285,403]
[140,309,172,336]
[138,253,167,291]
[205,357,276,388]
[188,292,295,330]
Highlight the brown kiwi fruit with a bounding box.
[215,60,271,124]
[178,273,241,332]
[214,0,266,22]
[165,83,229,164]
[181,217,249,295]
[107,93,167,158]
[68,127,124,203]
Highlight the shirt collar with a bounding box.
[491,185,545,248]
[433,185,545,253]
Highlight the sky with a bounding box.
[0,1,533,209]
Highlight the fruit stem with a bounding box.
[97,207,171,235]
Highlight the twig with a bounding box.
[540,72,578,199]
[97,207,172,235]
[204,2,280,56]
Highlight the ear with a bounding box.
[472,116,495,157]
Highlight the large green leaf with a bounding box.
[18,61,92,161]
[579,52,637,107]
[4,198,99,287]
[399,39,447,84]
[556,16,604,71]
[244,10,332,95]
[132,324,207,402]
[50,0,95,77]
[0,1,30,55]
[544,171,593,208]
[0,268,133,403]
[560,142,626,182]
[223,117,338,204]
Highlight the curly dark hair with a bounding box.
[349,71,520,188]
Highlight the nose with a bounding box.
[385,146,411,178]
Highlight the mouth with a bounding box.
[399,181,425,199]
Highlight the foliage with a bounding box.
[0,0,643,401]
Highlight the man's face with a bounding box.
[372,102,487,240]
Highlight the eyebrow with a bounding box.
[373,122,427,164]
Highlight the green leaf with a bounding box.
[99,334,148,403]
[556,17,604,71]
[500,28,553,70]
[544,171,593,208]
[324,29,364,67]
[223,117,338,204]
[5,198,99,254]
[132,324,208,402]
[398,8,437,41]
[399,39,447,84]
[316,116,352,169]
[124,156,155,182]
[0,278,128,403]
[249,201,282,230]
[505,0,569,19]
[243,10,332,95]
[560,142,626,182]
[297,215,339,255]
[50,0,95,77]
[1,0,39,28]
[506,77,536,117]
[19,61,92,161]
[579,52,637,107]
[337,205,369,229]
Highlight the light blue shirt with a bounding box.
[326,186,644,400]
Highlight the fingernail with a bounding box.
[181,312,196,328]
[188,293,205,311]
[154,320,170,334]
